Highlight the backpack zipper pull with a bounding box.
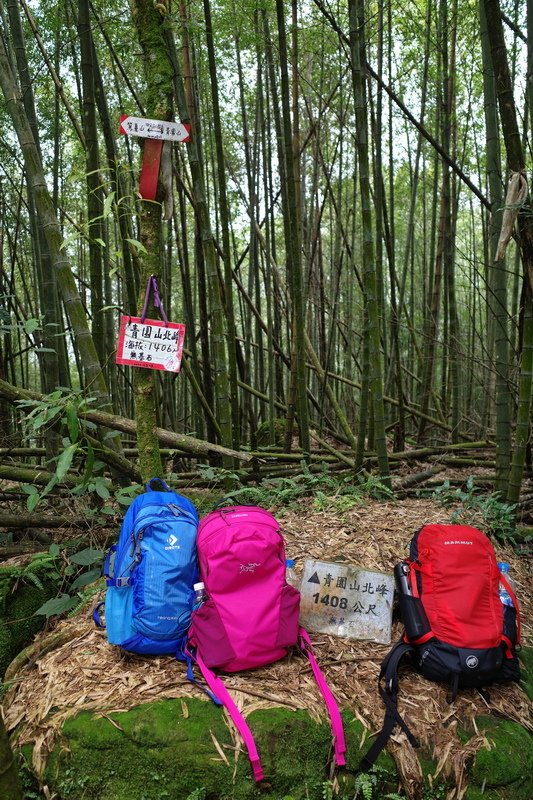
[168,503,195,522]
[134,529,144,562]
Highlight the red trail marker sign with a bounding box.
[119,114,191,200]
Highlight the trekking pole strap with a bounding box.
[360,641,419,771]
[194,652,265,782]
[298,628,347,767]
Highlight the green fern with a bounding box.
[67,580,104,617]
[23,572,45,591]
[322,780,334,800]
[184,789,206,800]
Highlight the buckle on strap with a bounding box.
[106,576,132,588]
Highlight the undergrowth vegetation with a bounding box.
[426,476,518,544]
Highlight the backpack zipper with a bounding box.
[199,513,280,547]
[116,502,196,573]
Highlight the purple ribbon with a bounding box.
[140,275,168,324]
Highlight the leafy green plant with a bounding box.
[220,462,396,511]
[17,751,45,799]
[184,789,206,800]
[196,463,245,489]
[15,389,115,511]
[33,544,103,619]
[428,476,517,543]
[322,779,334,800]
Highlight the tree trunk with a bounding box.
[0,20,119,440]
[478,0,511,495]
[348,0,390,487]
[275,0,310,456]
[484,0,533,504]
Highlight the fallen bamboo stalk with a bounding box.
[0,377,253,463]
[0,513,90,529]
[391,466,445,490]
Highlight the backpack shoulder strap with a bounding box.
[193,651,265,783]
[298,628,347,767]
[360,640,419,771]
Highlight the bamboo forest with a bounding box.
[0,1,532,799]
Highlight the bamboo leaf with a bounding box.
[66,403,79,443]
[55,443,78,482]
[102,190,115,218]
[27,492,40,513]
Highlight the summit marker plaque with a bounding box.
[299,558,394,644]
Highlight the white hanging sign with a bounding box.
[119,115,191,142]
[299,559,395,644]
[115,315,185,372]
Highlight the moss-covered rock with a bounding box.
[0,554,58,679]
[255,419,294,448]
[464,716,533,800]
[42,699,396,800]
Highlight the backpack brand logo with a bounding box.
[165,534,180,550]
[466,655,479,669]
[443,540,473,545]
[240,562,260,573]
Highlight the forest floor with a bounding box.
[1,474,532,798]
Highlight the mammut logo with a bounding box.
[164,534,180,551]
[466,655,479,669]
[240,562,260,573]
[444,540,473,546]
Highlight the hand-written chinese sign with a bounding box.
[115,315,185,372]
[299,559,394,644]
[119,115,191,143]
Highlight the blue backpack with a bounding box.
[94,479,199,655]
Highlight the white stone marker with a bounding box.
[299,558,394,644]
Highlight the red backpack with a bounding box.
[362,523,521,769]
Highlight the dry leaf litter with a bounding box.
[2,497,532,799]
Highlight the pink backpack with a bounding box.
[186,505,346,781]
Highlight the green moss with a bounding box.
[0,560,57,679]
[41,700,398,800]
[255,419,294,448]
[466,716,533,800]
[463,789,501,800]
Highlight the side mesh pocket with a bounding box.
[276,585,300,647]
[190,600,235,668]
[399,594,431,641]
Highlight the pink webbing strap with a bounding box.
[299,627,347,767]
[195,652,265,782]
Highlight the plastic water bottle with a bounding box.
[497,562,516,607]
[285,559,298,588]
[193,581,206,606]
